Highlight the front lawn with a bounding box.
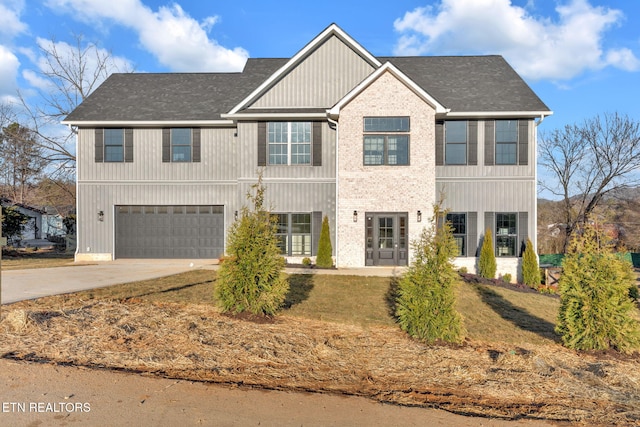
[2,269,639,426]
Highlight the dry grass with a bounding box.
[1,251,74,270]
[1,269,639,426]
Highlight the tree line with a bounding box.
[1,35,131,229]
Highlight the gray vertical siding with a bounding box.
[251,35,376,108]
[76,122,337,258]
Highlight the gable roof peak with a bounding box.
[226,23,381,116]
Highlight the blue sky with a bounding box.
[1,0,640,132]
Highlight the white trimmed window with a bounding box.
[268,122,311,165]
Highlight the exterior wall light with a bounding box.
[234,210,238,220]
[353,210,358,222]
[417,210,422,222]
[98,210,104,222]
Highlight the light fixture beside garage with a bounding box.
[417,210,422,222]
[98,210,104,222]
[353,210,358,222]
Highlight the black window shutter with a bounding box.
[312,122,322,166]
[257,122,266,166]
[468,211,478,257]
[484,121,495,166]
[162,128,170,162]
[312,211,322,256]
[518,120,528,166]
[435,121,444,166]
[95,128,104,163]
[124,128,133,162]
[518,211,528,256]
[468,120,478,165]
[192,128,201,163]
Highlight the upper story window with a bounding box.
[268,122,311,165]
[104,129,124,162]
[162,128,200,163]
[363,116,409,166]
[171,128,192,162]
[445,121,467,165]
[95,128,133,163]
[495,120,518,165]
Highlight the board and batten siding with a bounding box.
[76,182,238,258]
[435,119,536,179]
[77,127,238,182]
[249,35,376,109]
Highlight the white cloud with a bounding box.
[0,0,27,42]
[0,44,20,99]
[45,0,248,72]
[394,0,640,81]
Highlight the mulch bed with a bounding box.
[2,295,639,426]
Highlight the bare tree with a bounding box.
[539,112,640,252]
[0,122,46,204]
[20,34,132,174]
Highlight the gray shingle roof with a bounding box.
[64,58,286,122]
[64,55,549,123]
[381,56,550,113]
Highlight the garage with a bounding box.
[115,205,224,259]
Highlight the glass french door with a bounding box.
[365,212,408,266]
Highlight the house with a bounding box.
[1,199,65,243]
[63,24,551,278]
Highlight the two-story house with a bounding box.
[63,24,551,278]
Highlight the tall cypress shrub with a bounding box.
[556,225,640,353]
[214,175,288,316]
[522,238,541,287]
[478,229,497,279]
[395,209,465,344]
[315,215,333,268]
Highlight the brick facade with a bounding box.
[336,71,436,267]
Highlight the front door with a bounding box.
[365,212,408,266]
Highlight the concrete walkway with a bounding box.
[1,259,405,304]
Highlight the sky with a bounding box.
[1,0,640,133]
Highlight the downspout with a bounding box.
[533,114,546,255]
[327,116,339,268]
[67,124,80,261]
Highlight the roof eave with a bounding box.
[61,120,236,127]
[441,110,553,119]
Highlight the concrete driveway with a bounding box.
[1,259,216,305]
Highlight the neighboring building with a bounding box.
[63,24,551,278]
[1,199,65,243]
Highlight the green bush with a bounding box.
[2,206,28,245]
[522,238,541,287]
[478,229,496,279]
[395,209,465,344]
[302,257,312,267]
[556,225,640,353]
[214,175,288,316]
[502,273,512,283]
[315,215,333,268]
[458,266,468,274]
